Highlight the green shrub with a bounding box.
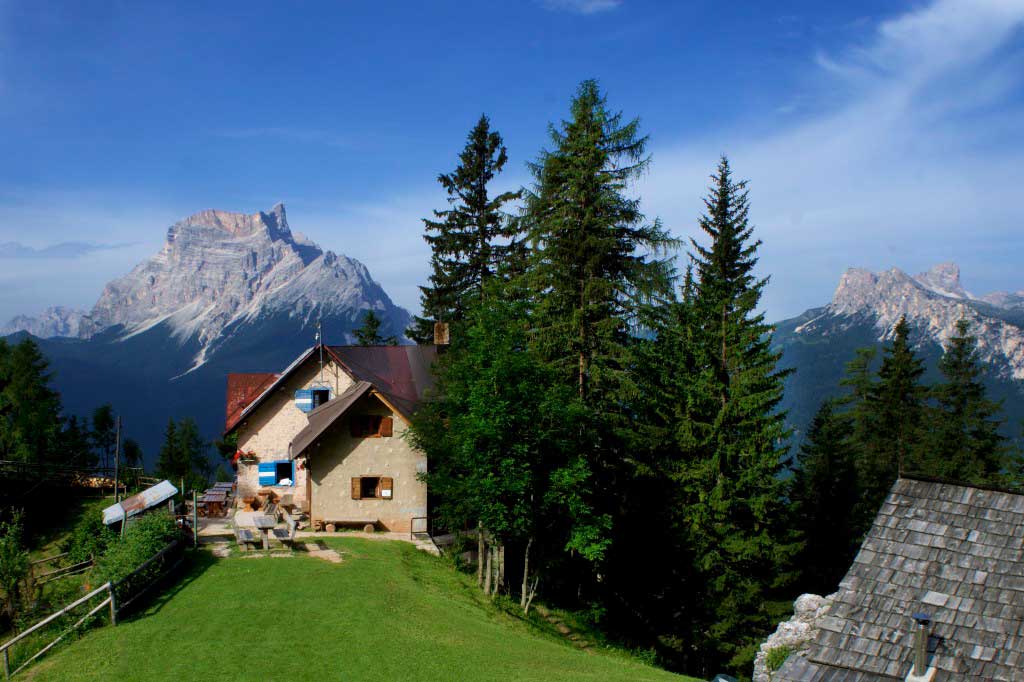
[0,511,29,620]
[64,510,116,564]
[92,512,180,594]
[766,645,793,672]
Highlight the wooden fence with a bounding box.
[0,538,183,679]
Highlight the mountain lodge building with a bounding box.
[224,343,438,533]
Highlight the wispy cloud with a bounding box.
[640,0,1024,321]
[540,0,621,15]
[217,127,352,149]
[0,241,133,259]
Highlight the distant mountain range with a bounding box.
[1,204,409,465]
[776,262,1024,442]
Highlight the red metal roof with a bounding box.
[225,372,279,431]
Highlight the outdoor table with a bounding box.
[252,514,277,550]
[200,491,228,517]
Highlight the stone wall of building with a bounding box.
[753,593,835,682]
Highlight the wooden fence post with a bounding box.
[108,584,117,626]
[192,491,198,548]
[4,648,10,680]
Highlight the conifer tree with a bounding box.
[858,317,926,516]
[90,404,116,469]
[155,417,209,491]
[524,80,676,405]
[790,399,860,594]
[60,416,96,468]
[924,319,1009,482]
[409,115,522,343]
[354,310,397,346]
[676,157,794,672]
[0,338,62,465]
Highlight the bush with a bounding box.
[92,512,180,596]
[0,511,29,620]
[766,645,793,672]
[64,511,116,565]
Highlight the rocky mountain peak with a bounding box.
[913,262,971,299]
[176,202,291,241]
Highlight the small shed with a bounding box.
[102,480,178,525]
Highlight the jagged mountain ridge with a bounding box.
[1,204,410,462]
[776,262,1024,441]
[4,204,408,373]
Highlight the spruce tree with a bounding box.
[790,399,860,594]
[409,115,522,343]
[354,310,397,346]
[0,338,62,465]
[524,79,676,405]
[90,404,116,470]
[924,319,1008,482]
[156,417,210,491]
[677,156,794,672]
[858,317,926,516]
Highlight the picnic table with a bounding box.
[235,511,277,550]
[212,482,235,491]
[199,490,228,517]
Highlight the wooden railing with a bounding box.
[0,538,184,678]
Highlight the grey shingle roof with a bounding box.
[776,477,1024,682]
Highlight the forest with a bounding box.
[404,79,1024,678]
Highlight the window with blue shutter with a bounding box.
[294,389,313,413]
[258,460,295,487]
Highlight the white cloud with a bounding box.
[639,0,1024,321]
[540,0,622,16]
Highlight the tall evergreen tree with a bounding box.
[858,317,926,517]
[675,157,794,673]
[923,319,1009,482]
[409,115,522,343]
[90,404,116,470]
[155,417,209,491]
[524,80,676,404]
[790,399,860,595]
[0,338,62,465]
[354,310,397,346]
[60,415,96,468]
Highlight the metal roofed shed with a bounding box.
[102,480,178,525]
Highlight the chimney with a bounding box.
[906,613,935,682]
[433,321,450,346]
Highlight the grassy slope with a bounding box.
[27,538,696,682]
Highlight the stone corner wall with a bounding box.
[753,592,835,682]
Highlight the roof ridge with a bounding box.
[898,473,1024,497]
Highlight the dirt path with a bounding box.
[534,604,595,654]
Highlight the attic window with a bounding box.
[350,415,393,438]
[312,389,331,409]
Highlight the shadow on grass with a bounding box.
[116,549,218,622]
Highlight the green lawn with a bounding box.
[26,538,697,681]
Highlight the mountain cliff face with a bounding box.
[6,204,408,373]
[1,204,410,462]
[776,262,1024,440]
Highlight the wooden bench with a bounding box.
[272,509,298,548]
[234,526,260,550]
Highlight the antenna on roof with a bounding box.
[317,318,325,385]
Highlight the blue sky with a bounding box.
[1,0,1023,324]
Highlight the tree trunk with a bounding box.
[483,539,492,595]
[520,537,532,610]
[496,543,505,595]
[477,521,484,588]
[489,544,499,597]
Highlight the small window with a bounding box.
[351,476,393,500]
[349,415,393,438]
[259,460,294,487]
[312,389,331,409]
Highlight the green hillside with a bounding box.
[25,539,695,682]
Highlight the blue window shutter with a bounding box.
[294,389,313,413]
[290,461,296,487]
[258,462,276,486]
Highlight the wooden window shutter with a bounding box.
[380,477,393,500]
[351,477,361,500]
[379,416,393,437]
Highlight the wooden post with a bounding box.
[108,584,117,626]
[113,416,121,503]
[192,490,198,548]
[4,648,10,680]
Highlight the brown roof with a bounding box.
[224,344,439,435]
[225,372,279,431]
[776,477,1024,681]
[325,345,438,419]
[288,380,373,458]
